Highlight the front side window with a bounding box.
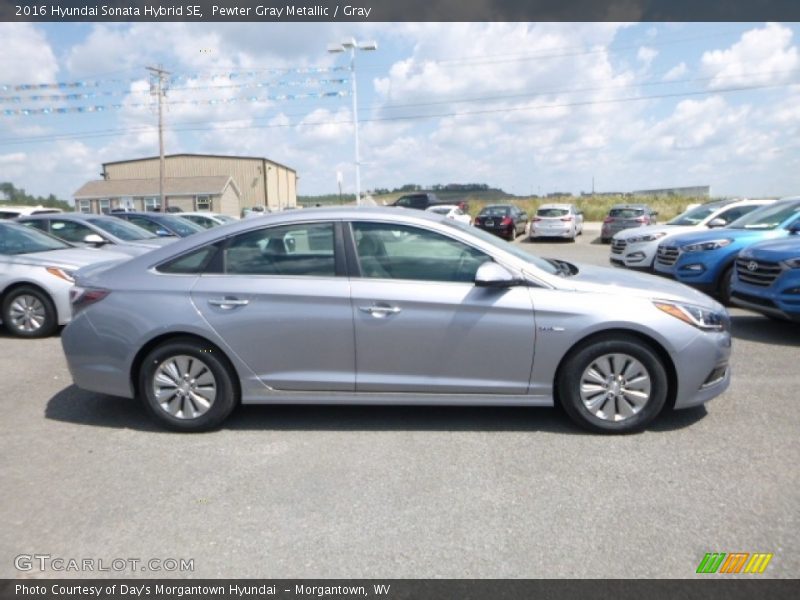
[224,222,336,277]
[49,219,96,243]
[728,201,800,230]
[352,222,490,283]
[127,216,162,235]
[88,217,157,241]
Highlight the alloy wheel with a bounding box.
[578,353,652,422]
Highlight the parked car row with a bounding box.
[609,197,800,322]
[0,211,240,337]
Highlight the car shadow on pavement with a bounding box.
[46,385,708,434]
[730,314,800,347]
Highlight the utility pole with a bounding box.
[147,65,170,212]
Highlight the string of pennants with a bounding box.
[0,67,349,92]
[2,90,349,117]
[0,78,349,104]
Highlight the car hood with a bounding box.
[552,262,722,309]
[614,224,695,240]
[4,247,132,270]
[739,236,800,259]
[662,227,779,247]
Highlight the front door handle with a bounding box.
[208,297,250,309]
[358,304,402,318]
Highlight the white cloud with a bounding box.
[0,24,58,85]
[701,23,799,89]
[662,62,688,81]
[637,46,658,68]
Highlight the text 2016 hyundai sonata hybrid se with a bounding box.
[62,207,731,433]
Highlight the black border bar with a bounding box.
[2,580,799,600]
[2,0,800,22]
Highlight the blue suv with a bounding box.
[654,198,800,303]
[730,237,800,321]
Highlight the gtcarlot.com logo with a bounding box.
[14,554,194,573]
[696,552,773,574]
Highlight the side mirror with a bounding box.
[788,221,800,234]
[83,234,107,246]
[707,218,726,229]
[475,262,520,288]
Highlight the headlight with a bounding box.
[782,257,800,269]
[654,300,727,331]
[45,267,75,282]
[628,232,667,244]
[681,239,732,252]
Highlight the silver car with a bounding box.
[530,203,584,241]
[62,208,731,433]
[17,213,175,257]
[0,222,130,337]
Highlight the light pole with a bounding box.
[328,38,377,206]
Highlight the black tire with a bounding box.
[1,285,58,338]
[557,335,669,434]
[601,237,610,244]
[719,265,734,306]
[138,337,238,432]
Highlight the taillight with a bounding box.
[604,217,615,223]
[635,216,647,223]
[533,217,542,222]
[560,216,573,222]
[70,286,110,314]
[501,217,513,226]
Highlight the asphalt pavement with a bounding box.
[1,222,798,579]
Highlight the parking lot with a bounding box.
[1,222,798,579]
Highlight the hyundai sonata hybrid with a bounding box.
[62,208,731,433]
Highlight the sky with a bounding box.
[0,21,799,202]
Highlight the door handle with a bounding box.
[358,305,401,317]
[208,297,249,309]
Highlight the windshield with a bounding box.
[727,201,800,230]
[159,215,204,236]
[442,219,559,275]
[216,215,237,223]
[479,206,511,217]
[537,208,569,217]
[668,203,722,226]
[0,223,70,255]
[88,217,157,241]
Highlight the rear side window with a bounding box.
[158,245,220,274]
[716,205,759,224]
[224,223,336,277]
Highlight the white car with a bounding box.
[179,212,238,229]
[425,204,472,226]
[530,203,584,241]
[610,198,776,269]
[0,221,129,337]
[0,205,63,219]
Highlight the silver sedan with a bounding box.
[0,222,130,337]
[62,208,732,433]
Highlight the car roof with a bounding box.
[425,204,459,210]
[18,212,115,221]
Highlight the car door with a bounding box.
[348,220,536,394]
[190,221,356,391]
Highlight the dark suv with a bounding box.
[391,192,468,212]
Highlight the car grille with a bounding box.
[611,239,627,255]
[735,257,782,287]
[730,291,778,309]
[656,245,679,267]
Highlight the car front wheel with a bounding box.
[139,338,238,432]
[2,286,58,338]
[557,335,668,433]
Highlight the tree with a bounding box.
[0,182,73,211]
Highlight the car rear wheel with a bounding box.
[139,338,238,432]
[2,286,57,338]
[557,335,668,433]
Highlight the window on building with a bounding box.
[77,200,92,214]
[98,199,111,214]
[195,195,212,212]
[144,197,159,211]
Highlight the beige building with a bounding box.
[74,153,298,216]
[74,176,242,216]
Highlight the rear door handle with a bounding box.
[358,305,401,318]
[208,297,250,309]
